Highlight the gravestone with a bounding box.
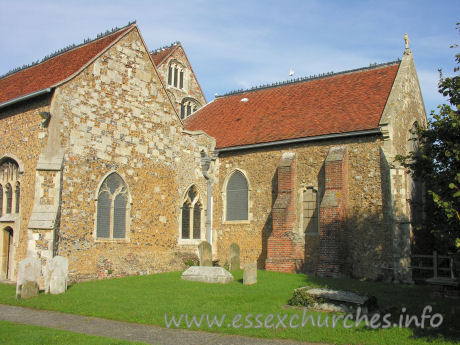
[288,287,378,313]
[20,281,39,299]
[45,256,69,295]
[198,241,212,266]
[16,257,41,299]
[181,266,233,284]
[243,262,257,285]
[229,243,240,271]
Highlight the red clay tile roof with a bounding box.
[150,44,179,66]
[185,62,400,149]
[0,25,133,105]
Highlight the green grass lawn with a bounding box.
[0,270,459,345]
[0,320,149,345]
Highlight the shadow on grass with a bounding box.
[302,274,460,342]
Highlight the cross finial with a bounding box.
[404,33,409,50]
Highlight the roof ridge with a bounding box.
[150,41,181,55]
[217,59,401,98]
[0,21,136,80]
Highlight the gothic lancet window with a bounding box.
[14,183,20,213]
[180,98,200,119]
[0,185,3,217]
[5,184,12,214]
[181,186,202,240]
[96,173,129,239]
[167,61,185,90]
[0,158,20,215]
[226,171,249,221]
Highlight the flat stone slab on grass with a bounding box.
[289,287,377,313]
[181,266,234,284]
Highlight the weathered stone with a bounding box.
[1,24,426,285]
[20,281,39,299]
[181,266,233,284]
[16,257,41,298]
[229,243,240,271]
[45,256,69,295]
[243,262,257,285]
[288,286,377,313]
[198,241,212,267]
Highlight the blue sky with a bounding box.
[0,0,458,114]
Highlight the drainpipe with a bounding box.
[200,151,214,244]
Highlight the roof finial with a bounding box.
[404,33,409,50]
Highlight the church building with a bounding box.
[0,23,426,284]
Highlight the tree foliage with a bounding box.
[396,24,460,252]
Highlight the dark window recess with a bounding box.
[15,183,20,213]
[226,172,248,221]
[0,185,3,217]
[5,184,12,214]
[113,193,127,238]
[182,203,190,239]
[179,71,184,89]
[187,104,192,116]
[180,105,185,119]
[193,204,201,239]
[188,188,196,201]
[168,66,172,85]
[97,192,111,238]
[303,189,318,234]
[174,68,178,87]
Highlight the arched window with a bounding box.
[180,98,201,119]
[0,158,20,215]
[5,184,12,214]
[226,171,249,221]
[168,60,185,89]
[181,185,202,240]
[14,183,20,213]
[0,185,3,217]
[96,173,129,239]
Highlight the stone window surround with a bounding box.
[93,171,132,243]
[180,97,201,119]
[297,184,319,236]
[0,155,23,280]
[178,184,206,245]
[167,59,186,90]
[0,155,23,221]
[221,168,251,225]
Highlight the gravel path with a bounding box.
[0,304,325,345]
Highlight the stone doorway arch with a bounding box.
[1,226,13,279]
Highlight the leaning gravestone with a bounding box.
[243,262,257,285]
[16,257,41,299]
[198,241,212,266]
[181,266,233,284]
[229,243,240,271]
[45,256,69,295]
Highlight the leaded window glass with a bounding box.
[181,186,202,240]
[226,171,248,221]
[96,173,129,239]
